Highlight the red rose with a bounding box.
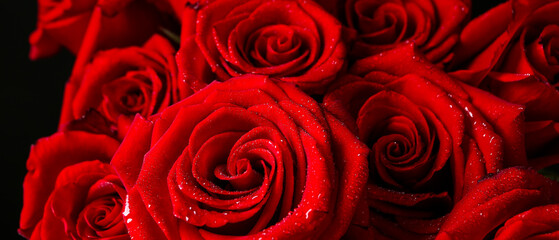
[323,44,526,239]
[342,0,470,65]
[449,0,559,168]
[28,161,129,240]
[111,75,369,239]
[60,34,186,139]
[29,0,167,60]
[436,167,559,240]
[19,131,120,238]
[177,0,346,94]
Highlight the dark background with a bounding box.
[1,0,503,239]
[2,1,73,238]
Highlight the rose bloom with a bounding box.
[111,75,369,239]
[316,0,470,65]
[449,0,559,168]
[29,0,167,59]
[176,0,346,94]
[436,167,559,240]
[323,44,526,239]
[59,34,187,139]
[19,130,120,238]
[28,161,129,240]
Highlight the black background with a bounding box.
[2,1,73,238]
[1,0,503,239]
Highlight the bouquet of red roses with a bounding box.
[19,0,559,239]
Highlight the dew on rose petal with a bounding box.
[123,195,131,217]
[463,106,474,118]
[305,209,313,219]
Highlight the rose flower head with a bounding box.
[323,44,526,239]
[177,0,346,94]
[111,75,369,239]
[449,0,559,169]
[19,130,120,239]
[60,34,187,139]
[341,0,470,66]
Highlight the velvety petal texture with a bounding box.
[111,75,369,239]
[60,34,185,139]
[177,0,346,94]
[323,44,526,239]
[21,1,559,239]
[494,204,559,239]
[29,0,167,59]
[449,0,559,169]
[436,167,559,240]
[29,161,129,240]
[19,131,120,238]
[343,0,470,65]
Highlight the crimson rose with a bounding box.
[28,161,128,239]
[449,0,559,168]
[19,131,120,238]
[59,34,186,139]
[29,0,166,59]
[323,44,526,239]
[339,0,470,65]
[177,0,346,94]
[111,75,368,239]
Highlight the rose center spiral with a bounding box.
[246,25,306,67]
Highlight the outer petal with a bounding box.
[436,167,559,240]
[494,204,559,240]
[19,131,119,238]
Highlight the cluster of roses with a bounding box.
[20,0,559,239]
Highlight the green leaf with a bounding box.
[539,165,559,182]
[159,26,181,45]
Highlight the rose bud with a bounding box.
[111,75,369,239]
[449,0,559,169]
[176,0,346,94]
[60,34,187,140]
[19,131,120,238]
[323,44,526,239]
[436,167,559,240]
